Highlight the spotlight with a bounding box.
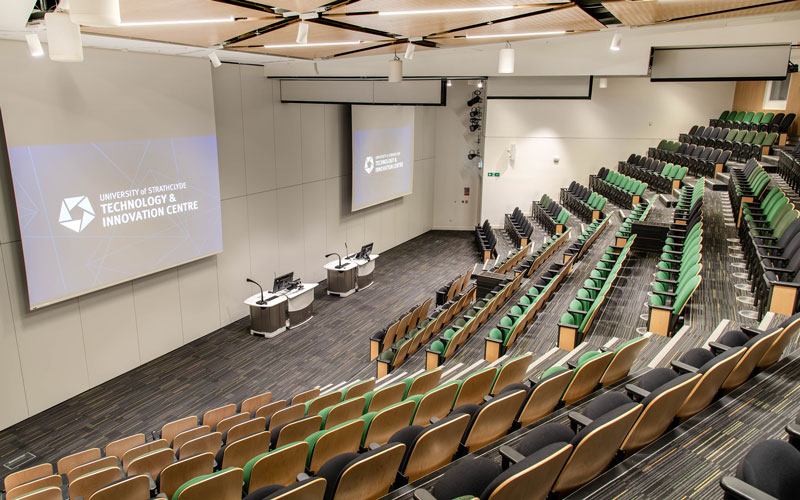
[404,43,415,60]
[208,51,222,68]
[470,108,482,118]
[388,55,403,83]
[296,21,309,44]
[610,31,621,52]
[468,150,481,160]
[45,12,83,62]
[477,80,483,88]
[69,0,120,27]
[498,42,514,74]
[469,120,481,132]
[25,32,44,57]
[466,90,482,107]
[599,77,608,89]
[447,80,452,87]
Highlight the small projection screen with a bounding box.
[650,44,791,81]
[351,105,415,211]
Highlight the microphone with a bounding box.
[246,278,266,305]
[326,252,344,269]
[345,242,349,260]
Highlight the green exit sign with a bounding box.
[487,172,500,177]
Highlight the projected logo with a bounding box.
[364,156,375,174]
[58,196,95,233]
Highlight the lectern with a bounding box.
[244,293,288,337]
[324,260,358,297]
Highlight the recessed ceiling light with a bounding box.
[465,30,566,39]
[263,41,362,49]
[119,17,234,27]
[379,6,516,16]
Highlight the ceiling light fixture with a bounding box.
[296,21,309,44]
[45,11,83,62]
[447,80,452,87]
[263,40,361,49]
[404,43,415,60]
[466,30,565,39]
[25,32,44,57]
[69,0,120,27]
[119,17,234,27]
[208,51,222,68]
[609,31,621,51]
[598,77,608,89]
[380,6,515,16]
[498,42,514,74]
[477,80,483,89]
[388,53,403,83]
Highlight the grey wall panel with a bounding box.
[651,44,791,81]
[0,246,29,428]
[281,79,373,103]
[132,269,184,364]
[241,65,278,195]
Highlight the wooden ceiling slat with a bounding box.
[330,0,569,14]
[248,0,331,13]
[602,0,800,26]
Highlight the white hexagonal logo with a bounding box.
[58,196,95,233]
[364,156,374,174]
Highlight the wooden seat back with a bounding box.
[553,404,642,494]
[676,348,744,419]
[758,316,800,367]
[122,439,168,473]
[291,388,320,406]
[159,452,214,500]
[105,433,145,460]
[308,420,364,473]
[68,466,121,500]
[67,457,118,484]
[240,392,272,415]
[172,426,210,452]
[454,368,497,408]
[325,397,366,429]
[221,431,270,469]
[331,443,405,500]
[405,369,442,398]
[161,416,198,445]
[202,404,237,429]
[10,487,62,500]
[307,392,343,416]
[57,448,102,476]
[518,370,573,427]
[178,432,222,460]
[5,463,54,492]
[491,354,534,395]
[89,474,149,500]
[363,400,416,446]
[175,467,243,500]
[487,443,572,500]
[344,379,375,400]
[215,412,249,435]
[6,475,61,500]
[247,442,308,491]
[269,404,306,430]
[403,414,470,482]
[382,322,400,352]
[562,352,614,405]
[599,338,648,387]
[226,417,267,444]
[366,383,406,413]
[621,374,700,453]
[125,447,175,479]
[275,416,323,449]
[463,390,526,452]
[266,478,327,500]
[392,340,413,369]
[255,400,287,421]
[723,329,780,390]
[412,383,459,426]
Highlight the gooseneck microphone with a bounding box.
[326,252,344,269]
[246,278,266,305]
[345,242,349,260]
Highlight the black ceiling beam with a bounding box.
[432,3,573,37]
[212,0,280,14]
[311,15,399,39]
[222,18,295,46]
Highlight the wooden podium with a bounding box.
[324,260,358,297]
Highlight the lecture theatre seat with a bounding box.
[389,413,471,484]
[720,438,800,500]
[315,442,405,500]
[243,477,326,500]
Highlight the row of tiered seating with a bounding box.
[591,169,647,209]
[484,258,574,361]
[371,298,435,361]
[558,237,637,350]
[648,179,705,336]
[710,110,795,138]
[515,231,571,279]
[777,143,800,193]
[474,220,497,262]
[490,243,531,275]
[649,140,731,177]
[683,128,778,162]
[560,181,607,222]
[619,155,688,193]
[563,217,612,263]
[377,282,475,377]
[531,195,569,235]
[614,198,654,247]
[426,272,525,370]
[414,315,800,500]
[504,207,533,248]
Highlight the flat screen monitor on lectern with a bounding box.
[273,272,294,293]
[358,243,373,260]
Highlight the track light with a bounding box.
[69,0,120,27]
[25,32,44,57]
[297,21,309,44]
[404,43,415,60]
[467,90,482,107]
[610,31,621,52]
[447,80,452,87]
[388,54,403,83]
[208,51,222,68]
[498,42,514,74]
[468,150,481,160]
[45,12,83,62]
[477,80,483,89]
[599,77,608,89]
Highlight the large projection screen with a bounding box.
[0,44,221,310]
[651,44,791,81]
[351,106,415,211]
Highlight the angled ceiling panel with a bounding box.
[602,0,800,26]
